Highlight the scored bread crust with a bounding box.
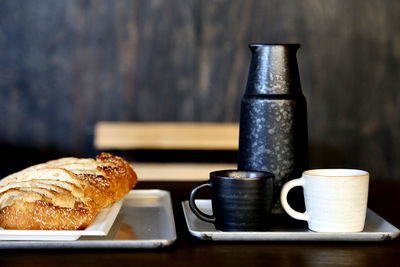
[0,153,137,230]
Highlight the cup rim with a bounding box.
[210,169,274,180]
[303,169,369,178]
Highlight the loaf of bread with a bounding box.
[0,153,137,230]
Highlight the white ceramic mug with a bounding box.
[280,169,369,232]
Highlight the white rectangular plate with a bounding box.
[0,199,123,241]
[182,200,400,242]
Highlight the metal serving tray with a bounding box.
[0,190,176,249]
[182,200,400,242]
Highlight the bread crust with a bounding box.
[0,153,137,230]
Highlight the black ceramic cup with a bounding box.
[189,170,274,231]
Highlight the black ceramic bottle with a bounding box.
[237,44,308,214]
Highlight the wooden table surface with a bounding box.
[0,180,399,266]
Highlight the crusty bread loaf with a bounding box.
[0,153,137,230]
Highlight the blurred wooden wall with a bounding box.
[0,0,399,179]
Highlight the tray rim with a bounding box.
[182,199,400,242]
[0,189,177,249]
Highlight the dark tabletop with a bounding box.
[0,180,400,267]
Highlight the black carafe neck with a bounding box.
[245,44,302,96]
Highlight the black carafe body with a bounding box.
[237,44,308,214]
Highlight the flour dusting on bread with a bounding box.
[0,153,137,230]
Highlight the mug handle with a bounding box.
[189,181,216,223]
[280,177,309,221]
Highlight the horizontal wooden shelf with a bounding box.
[94,122,239,150]
[132,162,237,181]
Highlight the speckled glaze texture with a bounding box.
[189,170,274,231]
[238,44,308,214]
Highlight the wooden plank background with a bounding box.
[94,122,239,150]
[0,0,399,179]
